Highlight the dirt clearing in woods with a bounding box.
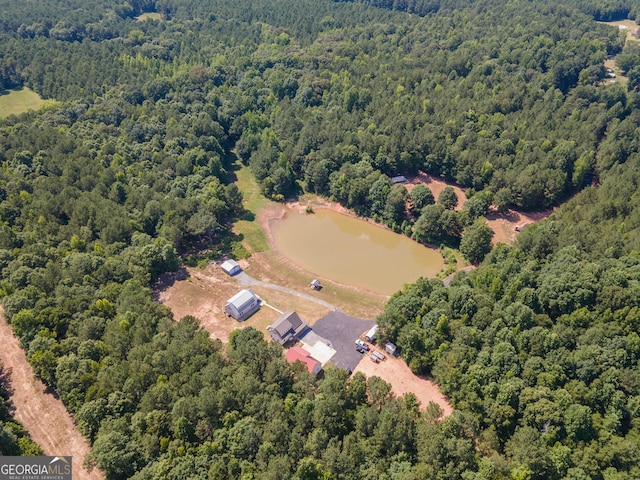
[406,172,466,211]
[155,263,337,343]
[353,347,453,417]
[0,311,104,480]
[485,207,553,245]
[406,172,552,245]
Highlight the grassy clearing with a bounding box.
[604,59,629,85]
[250,285,331,326]
[158,262,335,342]
[0,88,46,118]
[135,12,163,21]
[232,166,400,318]
[233,165,274,253]
[246,250,388,319]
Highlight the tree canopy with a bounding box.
[1,0,640,478]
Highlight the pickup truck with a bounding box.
[355,339,370,351]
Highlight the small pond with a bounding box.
[270,208,443,295]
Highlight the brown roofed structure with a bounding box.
[268,311,308,345]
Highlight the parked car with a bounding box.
[355,339,370,351]
[356,345,366,354]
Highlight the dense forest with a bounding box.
[1,0,640,478]
[335,0,640,22]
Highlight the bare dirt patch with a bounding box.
[353,348,453,417]
[0,311,103,480]
[406,172,466,211]
[135,12,163,21]
[485,207,553,245]
[156,263,336,342]
[406,172,553,245]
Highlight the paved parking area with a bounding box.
[311,311,376,372]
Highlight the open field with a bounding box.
[0,87,45,118]
[599,19,640,45]
[234,166,273,253]
[155,263,335,342]
[0,311,103,480]
[135,12,163,21]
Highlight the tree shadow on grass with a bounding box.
[43,385,61,400]
[239,209,255,221]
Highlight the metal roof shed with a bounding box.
[221,259,242,276]
[385,342,398,356]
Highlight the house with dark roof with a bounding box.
[224,289,260,321]
[267,311,308,345]
[285,346,322,375]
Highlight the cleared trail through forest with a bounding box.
[0,310,104,480]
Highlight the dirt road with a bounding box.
[0,311,103,480]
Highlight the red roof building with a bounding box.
[285,346,322,375]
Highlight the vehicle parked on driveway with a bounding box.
[355,339,370,351]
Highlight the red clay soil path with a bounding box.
[0,311,104,480]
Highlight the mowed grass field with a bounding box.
[233,165,274,253]
[0,88,46,118]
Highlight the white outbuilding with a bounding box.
[364,324,379,343]
[220,259,242,276]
